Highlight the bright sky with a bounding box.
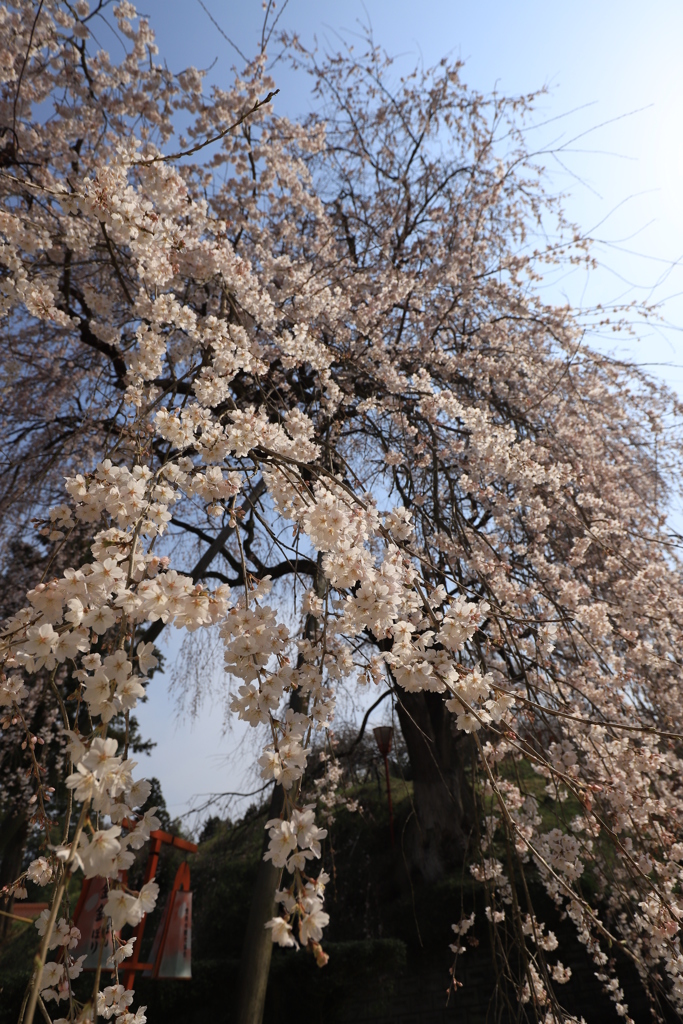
[132,0,683,825]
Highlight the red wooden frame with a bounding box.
[122,829,197,989]
[72,828,197,988]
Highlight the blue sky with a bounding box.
[133,0,683,369]
[130,0,683,824]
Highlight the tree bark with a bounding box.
[235,556,325,1024]
[395,689,474,883]
[235,781,283,1024]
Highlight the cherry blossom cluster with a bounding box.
[3,0,683,1019]
[33,911,85,1006]
[266,865,331,967]
[0,452,233,1022]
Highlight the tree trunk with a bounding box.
[395,689,474,883]
[235,565,323,1023]
[235,781,284,1024]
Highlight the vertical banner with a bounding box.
[156,891,192,979]
[72,877,114,969]
[144,861,193,980]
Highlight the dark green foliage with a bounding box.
[0,925,34,1022]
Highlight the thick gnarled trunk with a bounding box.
[396,690,474,883]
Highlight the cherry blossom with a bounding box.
[1,1,683,1020]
